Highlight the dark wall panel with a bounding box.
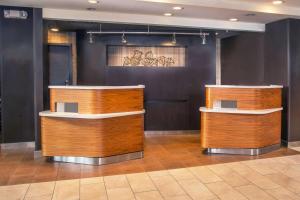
[77,33,216,130]
[221,32,265,85]
[288,19,300,142]
[0,6,43,143]
[264,19,290,142]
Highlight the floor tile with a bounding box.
[24,194,53,200]
[265,187,300,200]
[150,174,186,198]
[147,170,169,178]
[106,187,135,200]
[25,181,55,198]
[80,182,107,200]
[52,179,79,200]
[178,178,217,200]
[265,173,300,193]
[206,181,247,200]
[80,176,103,185]
[104,175,129,189]
[244,171,280,190]
[168,168,195,181]
[0,184,29,200]
[127,173,156,193]
[235,184,275,200]
[163,195,192,200]
[208,164,249,187]
[134,191,163,200]
[188,166,222,183]
[242,159,278,175]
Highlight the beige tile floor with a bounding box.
[3,154,300,200]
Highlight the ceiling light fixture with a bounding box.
[121,33,127,44]
[88,0,99,4]
[173,6,183,10]
[164,13,173,16]
[200,31,209,45]
[229,18,239,22]
[50,27,59,32]
[88,33,94,44]
[272,0,284,5]
[172,33,176,45]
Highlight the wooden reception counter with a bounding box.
[39,85,145,165]
[200,85,283,155]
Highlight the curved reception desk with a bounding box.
[200,85,283,155]
[39,85,145,165]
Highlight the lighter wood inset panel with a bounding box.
[50,88,144,114]
[206,88,282,110]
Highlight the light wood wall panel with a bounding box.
[48,31,77,84]
[206,87,282,109]
[200,111,281,148]
[50,88,144,114]
[41,115,144,157]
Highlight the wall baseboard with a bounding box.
[288,141,300,148]
[1,141,35,149]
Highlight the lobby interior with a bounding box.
[2,0,300,200]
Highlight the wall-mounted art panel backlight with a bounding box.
[107,45,186,67]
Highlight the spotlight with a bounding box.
[121,33,127,44]
[88,0,99,4]
[173,6,183,10]
[200,32,209,45]
[88,33,94,44]
[229,18,239,22]
[272,0,284,5]
[172,33,176,45]
[50,27,59,32]
[164,13,173,16]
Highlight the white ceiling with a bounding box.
[1,0,300,31]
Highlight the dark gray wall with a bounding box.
[221,32,265,85]
[222,19,300,143]
[0,6,43,144]
[264,19,290,142]
[77,33,216,130]
[288,19,300,142]
[264,19,300,142]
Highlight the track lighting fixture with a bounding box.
[172,33,176,45]
[88,33,94,44]
[199,31,209,45]
[121,33,127,44]
[86,28,210,46]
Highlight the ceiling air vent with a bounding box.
[4,10,28,19]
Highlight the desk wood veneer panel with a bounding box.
[41,115,144,157]
[200,111,281,149]
[206,87,282,110]
[50,88,144,114]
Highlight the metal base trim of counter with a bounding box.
[49,151,143,165]
[206,144,280,155]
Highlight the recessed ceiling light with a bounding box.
[88,0,99,4]
[229,18,239,22]
[50,27,59,32]
[164,13,173,16]
[272,0,284,5]
[173,6,183,10]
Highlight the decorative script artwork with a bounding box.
[107,46,186,67]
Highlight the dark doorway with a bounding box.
[44,44,73,109]
[48,44,73,85]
